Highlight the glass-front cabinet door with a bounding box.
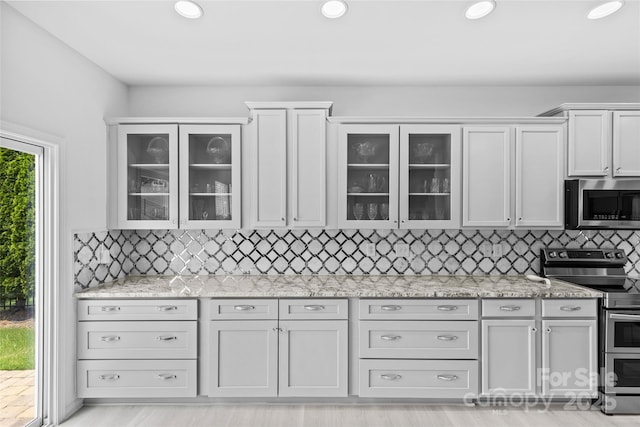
[117,124,179,229]
[338,125,399,228]
[399,125,461,229]
[179,125,241,229]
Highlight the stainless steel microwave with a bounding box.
[565,179,640,229]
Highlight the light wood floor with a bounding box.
[59,404,640,427]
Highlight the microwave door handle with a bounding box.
[610,313,640,320]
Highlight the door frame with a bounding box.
[1,122,61,426]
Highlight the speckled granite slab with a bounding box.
[74,275,602,299]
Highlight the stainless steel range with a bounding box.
[541,247,640,415]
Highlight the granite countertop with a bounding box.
[74,275,602,299]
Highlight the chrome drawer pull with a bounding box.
[234,305,255,311]
[156,373,177,381]
[380,335,402,341]
[380,305,402,311]
[437,374,458,381]
[437,305,458,311]
[303,305,325,311]
[100,335,121,342]
[380,374,402,381]
[99,374,120,381]
[101,306,120,312]
[157,305,178,312]
[437,335,458,341]
[499,305,521,311]
[156,335,178,341]
[560,306,581,312]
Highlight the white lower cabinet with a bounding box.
[481,298,598,398]
[77,299,198,398]
[204,299,348,398]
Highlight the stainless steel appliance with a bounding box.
[541,247,640,414]
[565,179,640,230]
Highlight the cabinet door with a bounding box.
[567,110,610,176]
[399,125,461,229]
[278,320,348,397]
[481,320,536,396]
[613,111,640,177]
[117,124,179,229]
[541,319,597,397]
[515,125,564,228]
[252,110,287,228]
[338,125,399,228]
[207,320,278,397]
[289,109,327,227]
[179,124,241,229]
[462,127,511,227]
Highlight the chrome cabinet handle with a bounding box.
[500,305,521,312]
[616,167,622,173]
[381,305,402,311]
[506,217,511,222]
[100,335,121,342]
[156,373,177,381]
[156,335,177,341]
[437,374,458,381]
[234,305,255,311]
[437,335,458,341]
[531,327,538,333]
[303,305,325,311]
[157,305,178,312]
[99,374,120,381]
[560,306,581,312]
[546,327,552,333]
[101,306,120,312]
[380,335,402,341]
[604,166,609,172]
[437,305,458,311]
[380,374,402,381]
[281,217,285,221]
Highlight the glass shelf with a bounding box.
[189,164,232,169]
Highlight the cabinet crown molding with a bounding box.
[327,117,567,125]
[538,103,640,117]
[104,117,250,125]
[245,101,333,112]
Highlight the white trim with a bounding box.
[105,117,249,125]
[245,101,333,111]
[1,121,66,425]
[328,116,567,125]
[538,103,640,117]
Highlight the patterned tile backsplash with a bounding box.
[74,229,640,290]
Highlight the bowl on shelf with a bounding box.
[146,137,169,163]
[206,136,230,164]
[411,141,435,163]
[352,141,377,163]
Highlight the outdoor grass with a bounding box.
[0,327,35,370]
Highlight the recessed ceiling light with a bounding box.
[174,1,203,19]
[587,1,624,19]
[465,1,496,20]
[321,1,348,19]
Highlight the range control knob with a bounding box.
[559,252,568,258]
[548,251,557,258]
[606,252,615,259]
[615,252,624,259]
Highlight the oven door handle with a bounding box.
[610,313,640,320]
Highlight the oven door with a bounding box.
[605,353,640,394]
[606,311,640,353]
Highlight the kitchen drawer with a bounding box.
[77,359,196,398]
[208,299,278,320]
[542,299,597,318]
[359,359,478,399]
[78,321,197,360]
[279,299,348,320]
[78,299,197,321]
[482,299,536,317]
[359,299,478,320]
[359,320,478,359]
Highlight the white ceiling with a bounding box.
[6,0,640,86]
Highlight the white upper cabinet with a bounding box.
[337,124,400,229]
[463,124,564,229]
[337,123,461,229]
[462,127,511,228]
[179,125,242,229]
[540,104,640,178]
[567,110,609,176]
[247,103,331,229]
[612,111,640,177]
[515,126,564,228]
[116,124,179,230]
